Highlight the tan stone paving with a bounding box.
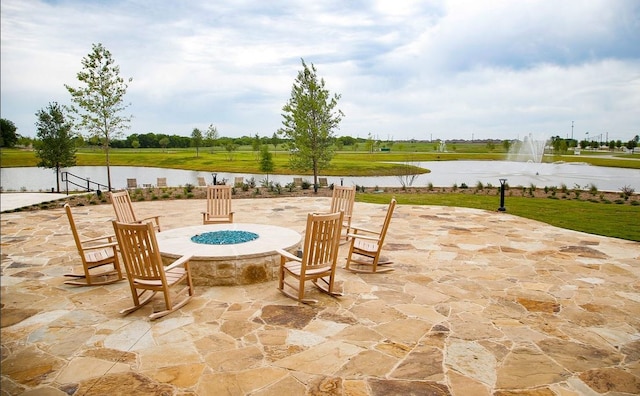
[1,197,639,395]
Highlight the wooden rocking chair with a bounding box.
[112,220,194,320]
[276,211,344,303]
[330,185,356,240]
[63,204,123,286]
[345,199,397,273]
[109,190,162,232]
[202,185,234,224]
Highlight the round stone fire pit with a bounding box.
[156,223,301,286]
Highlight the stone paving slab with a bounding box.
[1,197,639,395]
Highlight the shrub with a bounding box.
[620,185,635,200]
[588,183,598,196]
[475,181,484,190]
[460,182,468,189]
[184,184,194,193]
[301,180,311,190]
[427,182,434,191]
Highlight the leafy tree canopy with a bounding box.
[0,118,19,147]
[34,102,76,192]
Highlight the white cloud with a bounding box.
[1,0,638,142]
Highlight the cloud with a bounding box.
[1,0,639,142]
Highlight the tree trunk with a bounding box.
[106,145,112,191]
[55,166,60,193]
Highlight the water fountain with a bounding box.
[438,140,447,153]
[507,133,548,163]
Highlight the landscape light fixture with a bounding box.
[212,173,217,185]
[498,178,507,212]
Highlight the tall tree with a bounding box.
[191,128,203,157]
[65,43,132,191]
[34,102,76,192]
[0,118,19,148]
[279,59,344,192]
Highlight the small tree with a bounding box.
[224,142,238,161]
[279,59,344,193]
[34,102,76,192]
[159,137,169,152]
[65,43,132,191]
[191,128,203,157]
[0,118,19,148]
[259,145,275,183]
[205,124,218,152]
[252,133,261,160]
[271,132,279,154]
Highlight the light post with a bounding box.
[498,178,507,212]
[340,178,344,186]
[212,173,217,185]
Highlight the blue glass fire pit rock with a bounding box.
[191,230,259,245]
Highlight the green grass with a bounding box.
[357,192,640,242]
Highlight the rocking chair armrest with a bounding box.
[81,234,116,244]
[349,225,380,235]
[347,233,381,242]
[81,241,119,251]
[276,249,301,263]
[165,254,193,271]
[139,215,161,224]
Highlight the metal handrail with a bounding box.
[60,171,111,195]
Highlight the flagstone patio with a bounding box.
[1,197,639,395]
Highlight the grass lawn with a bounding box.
[357,192,640,242]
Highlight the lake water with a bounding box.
[1,161,638,193]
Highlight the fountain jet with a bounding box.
[508,133,547,163]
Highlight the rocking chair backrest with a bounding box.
[378,198,397,247]
[300,211,344,276]
[205,185,232,218]
[65,203,84,253]
[110,190,138,224]
[330,186,355,220]
[112,221,167,285]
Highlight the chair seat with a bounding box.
[352,240,379,254]
[84,249,116,264]
[284,262,332,277]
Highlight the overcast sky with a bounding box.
[2,0,639,142]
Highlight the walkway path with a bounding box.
[1,197,639,395]
[0,192,68,212]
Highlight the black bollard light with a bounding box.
[498,178,507,212]
[212,172,217,185]
[340,177,344,186]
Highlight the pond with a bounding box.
[1,161,638,193]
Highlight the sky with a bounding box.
[1,0,639,142]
